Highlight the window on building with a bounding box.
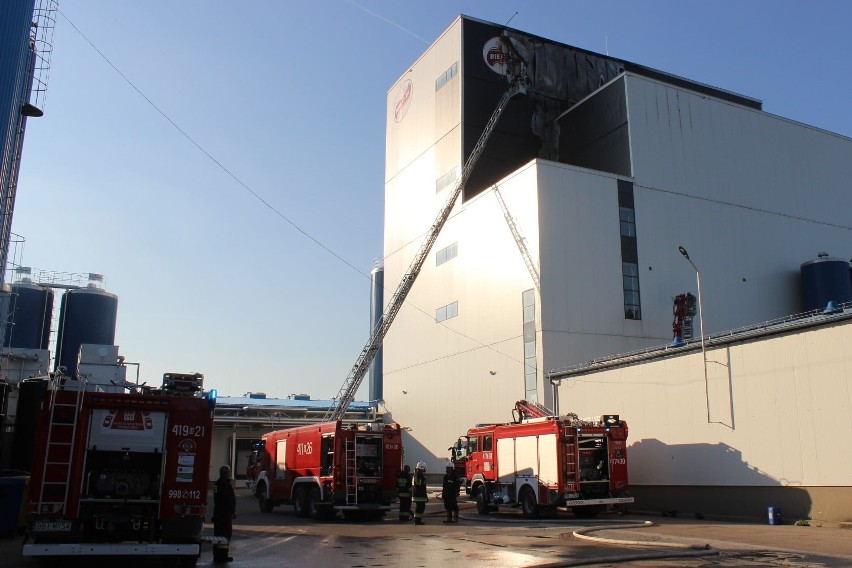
[436,166,459,194]
[436,300,459,322]
[436,242,458,266]
[618,180,641,320]
[623,261,641,319]
[435,61,459,91]
[522,288,537,402]
[619,207,636,237]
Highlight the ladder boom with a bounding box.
[324,80,527,422]
[493,186,540,291]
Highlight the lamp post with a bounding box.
[678,246,710,423]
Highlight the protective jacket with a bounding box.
[442,469,460,500]
[412,470,428,501]
[397,470,412,497]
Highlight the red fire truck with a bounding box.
[452,400,633,517]
[22,372,216,565]
[246,421,403,520]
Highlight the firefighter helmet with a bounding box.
[415,461,427,471]
[445,461,454,470]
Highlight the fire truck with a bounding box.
[452,400,633,518]
[246,421,403,520]
[21,370,216,565]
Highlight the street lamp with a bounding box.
[678,246,710,423]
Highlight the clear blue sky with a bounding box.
[13,1,852,399]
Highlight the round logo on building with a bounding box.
[394,79,413,123]
[482,36,508,76]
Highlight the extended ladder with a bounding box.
[34,377,86,514]
[493,186,540,292]
[344,440,357,505]
[323,72,528,422]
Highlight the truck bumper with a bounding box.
[335,504,392,511]
[563,497,634,507]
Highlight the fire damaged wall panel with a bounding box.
[557,77,631,176]
[461,19,625,199]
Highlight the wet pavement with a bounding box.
[3,487,850,567]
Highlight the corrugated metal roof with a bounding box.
[215,396,371,411]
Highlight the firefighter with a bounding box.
[412,461,428,525]
[396,464,413,521]
[212,465,237,562]
[442,461,460,523]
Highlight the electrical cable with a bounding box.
[57,9,533,378]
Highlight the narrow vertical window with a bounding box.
[522,289,537,402]
[618,180,641,320]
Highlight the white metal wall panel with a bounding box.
[384,157,542,474]
[626,73,852,229]
[554,321,852,487]
[382,30,852,479]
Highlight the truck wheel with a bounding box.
[307,486,322,519]
[474,485,490,515]
[257,482,274,513]
[293,486,308,518]
[519,486,539,518]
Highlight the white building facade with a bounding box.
[381,16,851,521]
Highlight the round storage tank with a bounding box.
[3,281,54,349]
[800,253,852,312]
[368,263,384,407]
[55,286,118,376]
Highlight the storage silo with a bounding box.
[55,280,118,376]
[368,262,384,407]
[0,0,37,287]
[3,279,54,349]
[800,253,852,312]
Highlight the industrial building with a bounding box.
[380,15,851,522]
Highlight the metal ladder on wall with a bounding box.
[34,377,86,514]
[344,440,357,505]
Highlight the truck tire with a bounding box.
[257,482,274,513]
[307,486,323,519]
[519,485,539,518]
[474,485,490,515]
[293,486,308,518]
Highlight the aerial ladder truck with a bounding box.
[247,36,529,520]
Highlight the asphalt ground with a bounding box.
[2,486,850,567]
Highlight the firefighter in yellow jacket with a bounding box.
[412,461,428,525]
